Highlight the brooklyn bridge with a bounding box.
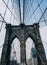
[0,0,47,65]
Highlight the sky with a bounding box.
[0,0,47,63]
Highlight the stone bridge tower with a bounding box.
[1,23,46,65]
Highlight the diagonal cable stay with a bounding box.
[2,0,19,23]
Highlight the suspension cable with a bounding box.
[4,0,9,18]
[31,3,37,22]
[13,0,20,23]
[0,14,47,46]
[38,8,47,23]
[25,0,43,23]
[24,0,34,22]
[11,0,15,25]
[0,14,7,24]
[23,0,25,23]
[0,13,7,32]
[2,0,19,23]
[36,0,47,25]
[19,0,22,24]
[24,0,31,22]
[0,0,9,32]
[24,0,30,16]
[10,0,14,24]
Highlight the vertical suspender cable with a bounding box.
[19,0,22,24]
[23,0,25,24]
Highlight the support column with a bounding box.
[20,42,26,65]
[33,23,46,65]
[20,24,26,65]
[1,24,11,65]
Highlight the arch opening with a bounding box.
[25,37,38,65]
[10,38,21,64]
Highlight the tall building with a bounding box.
[12,48,17,61]
[27,47,38,65]
[9,44,19,65]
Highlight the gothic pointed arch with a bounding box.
[10,37,21,63]
[1,23,46,65]
[25,37,38,65]
[25,37,35,60]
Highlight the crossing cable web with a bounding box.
[36,0,47,25]
[3,0,21,23]
[11,0,22,24]
[0,0,22,32]
[0,0,47,30]
[0,0,21,24]
[0,0,9,32]
[24,0,47,26]
[38,8,47,26]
